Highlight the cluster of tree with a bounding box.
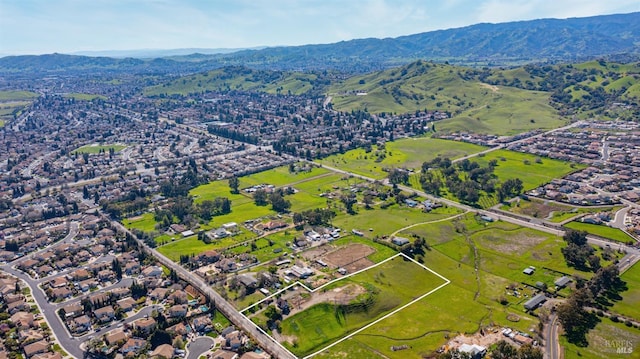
[130,281,148,299]
[253,188,291,213]
[207,125,258,144]
[561,230,601,271]
[111,258,123,280]
[497,178,524,202]
[556,264,623,345]
[438,340,542,359]
[292,208,336,227]
[153,196,231,230]
[160,167,209,198]
[420,157,505,205]
[387,168,410,185]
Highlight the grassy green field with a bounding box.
[240,165,330,187]
[564,222,635,243]
[332,203,463,239]
[501,199,616,223]
[274,212,595,359]
[72,144,126,154]
[123,213,157,232]
[318,138,486,179]
[63,93,107,101]
[0,90,39,101]
[561,320,640,359]
[612,262,640,321]
[328,61,564,135]
[279,255,447,356]
[403,149,581,209]
[144,67,318,96]
[474,150,582,191]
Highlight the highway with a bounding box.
[108,220,297,359]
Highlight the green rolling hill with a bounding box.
[144,67,324,96]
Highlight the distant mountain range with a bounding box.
[71,47,267,59]
[1,12,639,74]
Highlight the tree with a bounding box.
[498,178,524,202]
[228,176,239,194]
[363,193,374,209]
[253,189,268,206]
[388,168,409,185]
[270,191,291,213]
[150,329,172,348]
[490,340,518,359]
[517,344,543,359]
[564,230,588,246]
[340,193,357,214]
[556,297,596,346]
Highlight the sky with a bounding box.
[1,0,640,56]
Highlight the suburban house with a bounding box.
[94,305,116,323]
[132,317,156,334]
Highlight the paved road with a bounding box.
[612,206,630,229]
[316,162,640,271]
[186,336,215,359]
[109,220,297,359]
[545,314,560,359]
[1,223,86,358]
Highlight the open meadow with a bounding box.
[318,138,486,178]
[564,221,636,244]
[611,262,640,322]
[278,255,448,357]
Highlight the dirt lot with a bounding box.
[323,243,375,273]
[300,246,332,261]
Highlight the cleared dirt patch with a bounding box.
[300,246,332,261]
[323,243,376,272]
[475,230,548,255]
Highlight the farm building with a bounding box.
[288,265,314,279]
[392,237,410,246]
[458,343,487,358]
[523,266,535,275]
[554,276,572,288]
[524,293,546,310]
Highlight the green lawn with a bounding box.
[611,261,640,321]
[72,144,126,154]
[474,149,583,191]
[0,90,39,101]
[561,320,640,359]
[318,138,486,179]
[63,93,108,101]
[280,255,448,357]
[331,203,463,240]
[564,222,636,244]
[240,165,329,187]
[123,212,157,232]
[157,235,218,261]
